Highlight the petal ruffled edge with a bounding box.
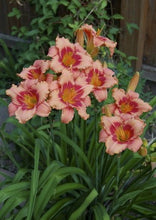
[61,107,74,124]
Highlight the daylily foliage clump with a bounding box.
[6,24,152,155]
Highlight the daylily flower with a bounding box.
[76,24,117,57]
[99,116,145,155]
[48,37,92,75]
[48,70,93,123]
[6,80,51,123]
[17,60,53,85]
[112,88,152,119]
[93,35,117,57]
[85,60,118,102]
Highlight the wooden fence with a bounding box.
[0,0,156,81]
[119,0,156,81]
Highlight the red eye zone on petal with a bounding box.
[28,68,46,81]
[87,69,105,87]
[61,47,81,68]
[59,82,83,107]
[111,123,134,143]
[119,98,138,113]
[17,90,38,110]
[115,125,133,142]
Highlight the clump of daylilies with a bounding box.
[6,24,152,155]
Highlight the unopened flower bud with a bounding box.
[75,29,84,47]
[127,72,140,92]
[151,142,156,149]
[138,146,147,157]
[142,138,148,147]
[103,61,107,68]
[104,105,112,117]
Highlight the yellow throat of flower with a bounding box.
[62,52,76,67]
[24,94,37,109]
[116,126,131,142]
[62,88,77,104]
[90,72,102,87]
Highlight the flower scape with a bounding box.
[6,24,152,155]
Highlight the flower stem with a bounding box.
[49,113,59,162]
[94,99,98,191]
[73,115,79,167]
[116,154,120,187]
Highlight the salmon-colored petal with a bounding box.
[80,24,96,35]
[127,137,143,152]
[61,107,74,123]
[93,60,103,69]
[127,90,139,99]
[77,107,89,120]
[114,110,132,120]
[112,88,125,103]
[15,107,36,124]
[33,60,50,72]
[47,46,58,57]
[76,52,93,70]
[48,90,66,109]
[6,84,25,105]
[104,76,118,88]
[106,136,127,155]
[93,89,107,102]
[50,55,65,73]
[103,68,115,76]
[82,84,93,98]
[17,67,31,79]
[83,96,91,107]
[75,77,93,97]
[59,70,74,85]
[49,80,59,91]
[8,103,18,116]
[36,102,51,117]
[102,103,115,115]
[45,74,54,86]
[136,99,152,114]
[93,36,117,56]
[101,116,122,133]
[33,81,49,102]
[127,118,145,137]
[99,129,109,143]
[56,37,74,53]
[6,84,20,99]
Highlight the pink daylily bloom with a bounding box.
[6,80,51,123]
[93,36,117,57]
[112,88,152,119]
[85,60,118,102]
[18,60,53,85]
[99,116,145,155]
[76,24,117,56]
[48,37,92,75]
[48,70,93,123]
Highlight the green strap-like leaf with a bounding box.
[68,188,98,220]
[0,194,28,219]
[53,130,92,173]
[26,141,40,220]
[93,203,110,220]
[54,182,86,198]
[40,197,73,220]
[0,182,29,202]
